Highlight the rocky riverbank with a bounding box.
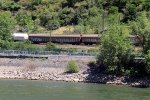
[0,58,149,88]
[0,58,93,82]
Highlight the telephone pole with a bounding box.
[102,9,105,33]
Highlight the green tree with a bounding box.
[66,0,78,7]
[31,0,42,5]
[97,24,132,74]
[143,0,150,11]
[1,1,21,11]
[16,10,34,32]
[46,20,60,30]
[129,11,150,53]
[0,11,16,41]
[123,4,137,22]
[59,7,75,25]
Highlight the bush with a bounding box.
[0,40,13,50]
[45,42,56,51]
[66,60,79,73]
[12,41,44,51]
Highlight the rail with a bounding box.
[0,50,145,62]
[0,50,98,57]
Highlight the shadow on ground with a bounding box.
[85,62,150,88]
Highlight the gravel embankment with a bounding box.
[0,58,92,82]
[0,58,150,88]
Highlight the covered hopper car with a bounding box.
[12,33,28,41]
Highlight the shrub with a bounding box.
[66,60,79,73]
[45,42,56,51]
[12,41,41,51]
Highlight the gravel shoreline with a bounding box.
[0,58,149,88]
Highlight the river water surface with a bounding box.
[0,80,149,100]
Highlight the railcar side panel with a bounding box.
[51,36,80,44]
[29,36,50,43]
[81,36,100,44]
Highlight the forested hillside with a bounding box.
[1,0,150,34]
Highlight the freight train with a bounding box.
[12,33,140,45]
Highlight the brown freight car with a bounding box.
[51,34,81,44]
[81,34,100,45]
[28,34,140,45]
[29,34,51,43]
[29,34,82,44]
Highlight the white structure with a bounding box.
[12,33,28,41]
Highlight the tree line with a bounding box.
[0,0,150,33]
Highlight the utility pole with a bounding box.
[118,14,121,34]
[102,9,105,33]
[118,14,121,26]
[49,30,52,42]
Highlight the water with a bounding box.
[0,80,149,100]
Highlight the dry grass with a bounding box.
[56,44,98,49]
[51,26,74,35]
[0,59,3,66]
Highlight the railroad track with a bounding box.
[0,50,97,60]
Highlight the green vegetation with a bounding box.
[97,12,150,76]
[0,0,149,33]
[0,0,150,76]
[0,11,16,41]
[0,41,43,51]
[98,24,133,74]
[45,42,57,51]
[66,60,79,73]
[1,0,150,35]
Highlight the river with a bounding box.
[0,80,149,100]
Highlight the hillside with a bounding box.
[0,0,150,81]
[1,0,150,34]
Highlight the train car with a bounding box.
[81,34,100,45]
[12,33,28,41]
[29,34,81,44]
[29,34,51,43]
[51,34,81,44]
[28,33,141,45]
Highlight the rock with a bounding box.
[131,82,149,88]
[73,78,79,82]
[106,81,114,84]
